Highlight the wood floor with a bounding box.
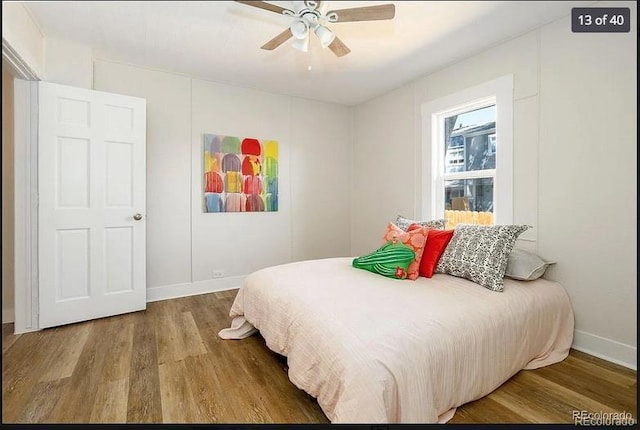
[2,290,637,424]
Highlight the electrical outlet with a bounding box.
[212,270,224,279]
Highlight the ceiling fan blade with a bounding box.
[327,4,395,22]
[235,1,290,15]
[261,28,294,50]
[327,36,351,57]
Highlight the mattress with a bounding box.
[219,257,575,423]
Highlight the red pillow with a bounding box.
[418,228,454,278]
[381,222,428,280]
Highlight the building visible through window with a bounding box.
[443,104,496,217]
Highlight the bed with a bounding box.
[219,256,574,423]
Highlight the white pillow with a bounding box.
[394,215,446,231]
[504,249,555,281]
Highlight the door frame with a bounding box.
[13,78,39,334]
[4,36,41,334]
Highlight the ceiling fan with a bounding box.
[235,1,396,57]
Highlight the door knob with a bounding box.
[133,213,143,221]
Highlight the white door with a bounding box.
[38,81,146,329]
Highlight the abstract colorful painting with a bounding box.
[203,133,278,213]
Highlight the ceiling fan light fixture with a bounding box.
[236,1,396,57]
[290,19,309,39]
[314,24,335,49]
[291,34,310,52]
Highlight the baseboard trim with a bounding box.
[146,277,245,303]
[2,308,15,324]
[572,329,637,371]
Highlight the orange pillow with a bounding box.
[381,222,428,280]
[419,229,454,278]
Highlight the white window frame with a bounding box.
[421,75,514,225]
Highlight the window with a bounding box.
[421,75,513,228]
[443,104,495,215]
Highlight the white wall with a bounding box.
[44,37,93,88]
[2,65,16,323]
[94,60,352,300]
[290,98,351,261]
[351,2,637,368]
[538,7,637,367]
[2,5,92,86]
[190,78,293,282]
[1,2,45,78]
[351,84,416,255]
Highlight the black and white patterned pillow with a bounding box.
[395,215,446,231]
[435,224,531,292]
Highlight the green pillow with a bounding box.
[352,241,416,280]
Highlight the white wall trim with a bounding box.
[573,329,637,371]
[146,276,245,303]
[2,38,39,81]
[13,79,39,335]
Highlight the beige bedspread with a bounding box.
[219,257,574,423]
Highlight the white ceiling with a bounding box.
[24,1,593,105]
